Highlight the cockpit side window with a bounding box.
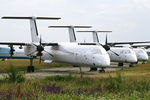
[92,48,102,54]
[122,50,131,54]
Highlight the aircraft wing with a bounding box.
[0,42,58,46]
[0,42,27,46]
[132,45,150,49]
[41,43,58,46]
[78,43,97,45]
[108,41,150,46]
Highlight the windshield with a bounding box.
[92,48,102,54]
[121,50,131,54]
[91,46,107,55]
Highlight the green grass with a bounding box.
[0,59,69,73]
[0,59,150,99]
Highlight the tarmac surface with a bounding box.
[25,62,130,78]
[0,62,131,78]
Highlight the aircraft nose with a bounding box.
[102,55,110,67]
[130,55,137,63]
[143,55,149,61]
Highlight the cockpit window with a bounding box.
[92,48,102,54]
[138,50,144,54]
[121,50,131,54]
[91,47,107,55]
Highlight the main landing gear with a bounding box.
[27,58,35,72]
[118,63,124,66]
[89,67,105,73]
[99,67,105,73]
[142,61,146,64]
[89,67,97,71]
[129,63,134,67]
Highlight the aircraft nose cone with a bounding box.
[142,55,149,61]
[130,55,137,63]
[102,55,110,67]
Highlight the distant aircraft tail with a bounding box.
[49,26,92,42]
[77,31,112,42]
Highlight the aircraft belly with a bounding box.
[52,53,77,64]
[109,54,125,62]
[52,52,93,66]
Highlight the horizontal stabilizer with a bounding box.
[48,26,92,28]
[2,16,61,20]
[77,31,112,32]
[49,25,92,42]
[0,42,58,46]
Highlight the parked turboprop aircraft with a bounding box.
[0,47,28,60]
[77,31,138,68]
[108,42,149,64]
[0,16,110,72]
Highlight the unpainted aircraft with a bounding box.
[108,42,149,64]
[0,16,110,72]
[77,31,137,68]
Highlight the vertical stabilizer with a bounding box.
[93,31,99,42]
[49,26,92,42]
[30,17,40,43]
[2,16,61,43]
[77,31,112,43]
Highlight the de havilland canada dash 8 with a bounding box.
[107,41,149,64]
[77,31,138,70]
[0,16,110,72]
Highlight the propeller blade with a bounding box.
[110,50,119,56]
[32,43,38,47]
[40,35,42,46]
[105,34,108,46]
[44,50,54,57]
[27,50,37,56]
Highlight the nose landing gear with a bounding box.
[27,57,35,72]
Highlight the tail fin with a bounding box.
[30,17,40,42]
[2,16,61,43]
[49,26,92,42]
[77,31,112,43]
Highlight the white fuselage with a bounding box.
[133,48,148,61]
[107,47,137,63]
[24,43,110,68]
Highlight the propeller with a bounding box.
[29,36,54,64]
[103,34,119,56]
[103,34,110,51]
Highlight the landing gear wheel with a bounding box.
[27,58,35,73]
[27,66,31,73]
[27,66,35,72]
[89,67,97,71]
[99,68,105,73]
[31,66,34,72]
[118,63,124,66]
[129,63,134,67]
[142,61,145,64]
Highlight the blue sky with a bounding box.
[0,0,150,43]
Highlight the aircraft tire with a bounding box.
[31,66,34,72]
[90,67,97,71]
[27,66,31,73]
[99,67,105,73]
